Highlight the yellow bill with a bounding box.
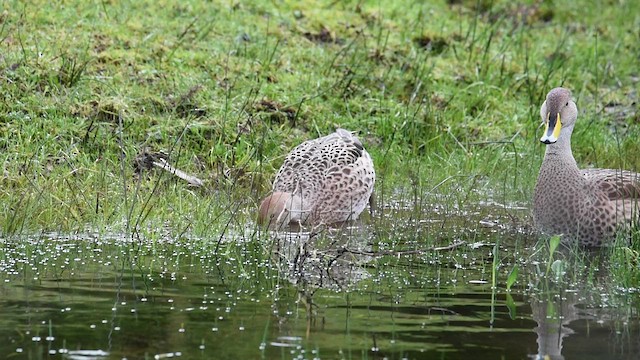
[540,113,562,144]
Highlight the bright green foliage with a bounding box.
[0,0,639,234]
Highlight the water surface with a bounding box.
[1,200,638,359]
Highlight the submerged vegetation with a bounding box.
[1,0,640,357]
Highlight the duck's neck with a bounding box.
[542,128,578,170]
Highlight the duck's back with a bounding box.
[582,169,640,200]
[272,129,375,223]
[581,169,640,235]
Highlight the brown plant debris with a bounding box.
[302,27,344,45]
[134,150,204,187]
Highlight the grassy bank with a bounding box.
[1,0,639,235]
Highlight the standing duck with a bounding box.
[533,87,640,246]
[258,128,376,228]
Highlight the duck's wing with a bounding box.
[583,168,640,200]
[313,136,375,222]
[272,137,322,198]
[272,129,365,200]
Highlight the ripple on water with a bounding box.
[0,202,639,360]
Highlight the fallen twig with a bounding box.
[340,240,466,257]
[152,158,204,187]
[134,150,204,187]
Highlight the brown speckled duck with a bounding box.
[533,87,640,246]
[258,129,375,228]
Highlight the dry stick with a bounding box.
[151,158,204,187]
[336,239,466,257]
[277,224,465,258]
[273,239,467,288]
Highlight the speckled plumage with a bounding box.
[533,87,640,246]
[258,129,375,228]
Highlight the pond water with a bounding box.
[1,199,639,359]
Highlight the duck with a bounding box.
[533,87,640,246]
[258,128,376,228]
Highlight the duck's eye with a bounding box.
[565,102,569,106]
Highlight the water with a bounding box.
[1,200,639,359]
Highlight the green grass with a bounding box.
[607,230,640,292]
[0,0,639,239]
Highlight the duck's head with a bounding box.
[257,192,305,228]
[539,87,578,144]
